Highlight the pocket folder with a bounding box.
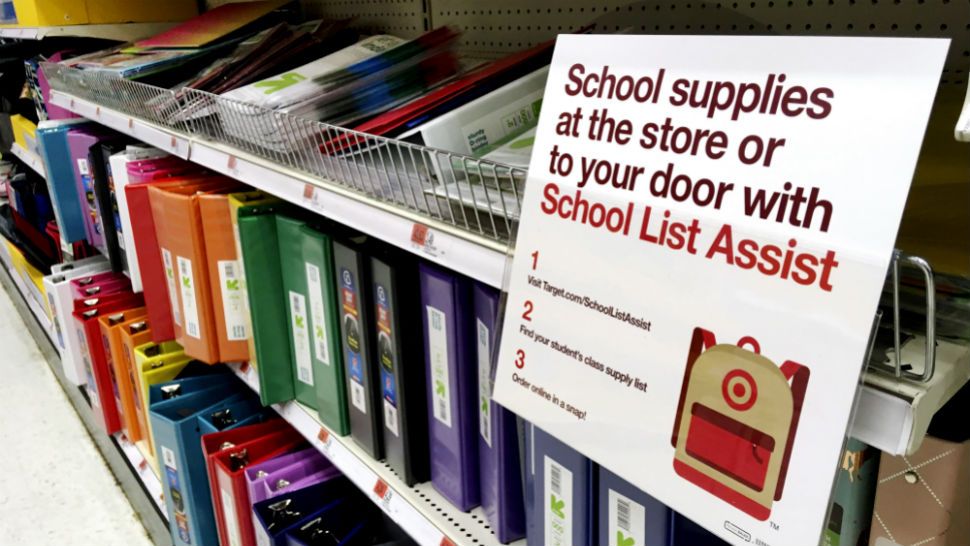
[238,200,293,405]
[597,467,670,546]
[371,247,429,486]
[72,293,144,434]
[419,263,479,511]
[99,306,149,441]
[149,374,248,546]
[277,214,317,408]
[198,193,250,362]
[333,235,383,460]
[211,429,306,546]
[251,477,355,546]
[300,223,349,435]
[474,282,524,543]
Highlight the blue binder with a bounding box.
[531,425,594,546]
[669,512,729,545]
[474,282,525,543]
[252,477,354,546]
[419,263,480,511]
[196,396,267,436]
[598,467,671,546]
[37,122,91,243]
[149,375,252,546]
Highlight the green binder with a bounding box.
[301,223,350,435]
[276,214,318,409]
[238,203,293,405]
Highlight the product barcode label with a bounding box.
[177,256,201,339]
[477,319,492,447]
[218,260,247,340]
[427,306,452,428]
[161,249,181,326]
[384,399,399,437]
[162,446,177,470]
[608,490,645,546]
[289,291,314,386]
[305,263,331,365]
[351,380,366,413]
[545,457,573,546]
[77,158,90,176]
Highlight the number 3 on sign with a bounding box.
[515,349,526,369]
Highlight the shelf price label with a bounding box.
[439,537,456,546]
[491,34,948,546]
[303,183,325,214]
[410,222,448,259]
[373,478,393,510]
[316,427,332,456]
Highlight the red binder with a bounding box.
[201,420,287,545]
[71,292,145,434]
[211,429,305,546]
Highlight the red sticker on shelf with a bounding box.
[239,361,250,374]
[317,428,330,444]
[439,537,456,546]
[373,479,389,499]
[227,155,237,171]
[411,223,429,246]
[303,183,314,200]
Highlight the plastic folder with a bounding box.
[277,214,317,408]
[530,425,594,546]
[474,282,524,543]
[333,235,383,460]
[72,293,144,434]
[149,182,242,363]
[67,128,116,248]
[149,375,248,546]
[251,477,355,546]
[371,247,429,486]
[237,200,293,405]
[300,223,349,435]
[419,263,479,511]
[43,258,111,385]
[198,193,250,362]
[597,467,671,546]
[37,120,91,244]
[211,429,306,546]
[99,306,149,441]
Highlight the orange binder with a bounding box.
[119,319,155,440]
[198,194,250,362]
[98,307,149,441]
[149,180,241,363]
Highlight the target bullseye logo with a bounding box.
[722,369,758,411]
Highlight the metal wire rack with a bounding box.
[41,63,527,247]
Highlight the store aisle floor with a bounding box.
[0,284,155,546]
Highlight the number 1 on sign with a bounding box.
[531,250,539,270]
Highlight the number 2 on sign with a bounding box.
[522,300,534,321]
[515,349,526,369]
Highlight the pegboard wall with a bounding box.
[300,0,970,87]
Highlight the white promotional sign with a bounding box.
[494,35,947,545]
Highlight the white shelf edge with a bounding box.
[0,21,176,41]
[113,432,168,519]
[229,363,523,546]
[0,240,54,342]
[48,90,509,288]
[9,142,46,178]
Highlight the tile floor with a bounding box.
[0,283,155,545]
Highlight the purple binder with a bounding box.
[474,282,525,543]
[598,466,671,546]
[254,466,341,505]
[419,263,480,512]
[244,448,330,503]
[66,128,112,248]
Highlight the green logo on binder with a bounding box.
[181,275,190,289]
[435,379,446,397]
[225,279,239,291]
[295,315,305,329]
[617,531,635,546]
[550,495,566,519]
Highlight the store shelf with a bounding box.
[0,239,53,343]
[113,432,167,519]
[8,142,46,178]
[0,21,175,41]
[0,248,173,546]
[47,89,510,288]
[229,362,522,546]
